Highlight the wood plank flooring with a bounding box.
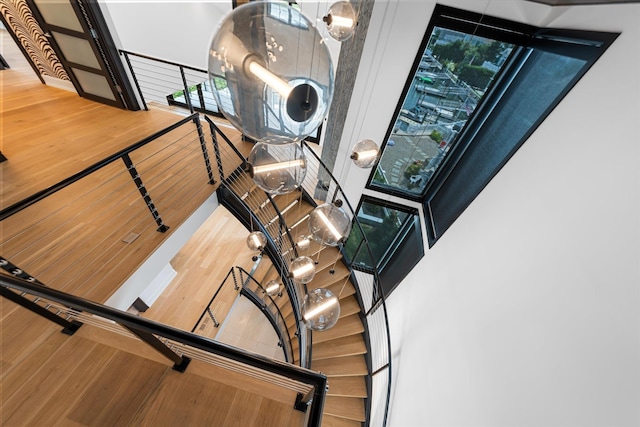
[1,30,305,426]
[1,321,305,427]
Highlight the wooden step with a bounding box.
[338,296,361,318]
[326,376,367,398]
[308,276,356,299]
[312,335,367,360]
[313,314,364,344]
[312,355,368,376]
[309,263,351,289]
[314,246,343,267]
[321,414,363,427]
[323,396,366,422]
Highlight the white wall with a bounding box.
[100,0,340,71]
[338,0,640,426]
[100,0,231,69]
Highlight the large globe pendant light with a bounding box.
[308,202,352,247]
[302,288,341,331]
[208,2,334,144]
[248,142,307,195]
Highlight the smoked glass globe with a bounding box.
[323,1,357,42]
[302,288,341,331]
[246,231,267,251]
[264,279,282,297]
[289,256,316,284]
[350,138,379,168]
[308,203,352,246]
[248,142,307,195]
[208,2,334,143]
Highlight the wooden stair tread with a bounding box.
[321,414,363,427]
[312,355,367,376]
[326,376,367,398]
[310,265,351,290]
[313,314,364,343]
[323,396,366,422]
[308,278,356,299]
[339,296,361,318]
[312,335,367,360]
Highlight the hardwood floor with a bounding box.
[1,30,303,426]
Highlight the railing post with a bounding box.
[179,66,194,113]
[193,115,215,184]
[0,257,82,334]
[124,326,191,372]
[120,51,148,111]
[0,257,46,286]
[121,154,169,232]
[0,286,82,335]
[210,124,225,180]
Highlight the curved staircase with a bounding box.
[207,117,390,427]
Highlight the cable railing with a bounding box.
[205,116,312,368]
[191,266,295,363]
[301,141,392,427]
[0,114,219,304]
[202,111,392,425]
[237,265,294,363]
[119,50,224,116]
[0,273,328,426]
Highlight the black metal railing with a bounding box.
[191,266,295,363]
[237,266,294,362]
[204,116,312,368]
[203,115,392,426]
[0,273,327,426]
[301,141,392,427]
[120,50,224,117]
[0,113,217,301]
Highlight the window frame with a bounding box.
[343,195,423,295]
[365,4,619,246]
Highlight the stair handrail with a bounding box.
[203,116,392,426]
[0,113,202,222]
[300,141,393,427]
[236,265,295,362]
[0,273,328,426]
[205,116,313,368]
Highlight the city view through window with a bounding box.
[371,27,515,196]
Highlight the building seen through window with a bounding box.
[372,27,515,196]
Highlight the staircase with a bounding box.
[220,171,368,426]
[206,115,392,427]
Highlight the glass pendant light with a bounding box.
[208,2,334,144]
[246,231,267,251]
[323,1,357,42]
[296,234,312,250]
[264,279,282,297]
[248,142,307,195]
[308,202,352,247]
[350,138,379,168]
[288,256,316,284]
[302,288,341,330]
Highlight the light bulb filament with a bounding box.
[353,149,378,161]
[248,61,293,98]
[265,282,280,295]
[252,159,305,175]
[304,296,338,320]
[291,262,315,278]
[250,234,262,249]
[330,15,354,29]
